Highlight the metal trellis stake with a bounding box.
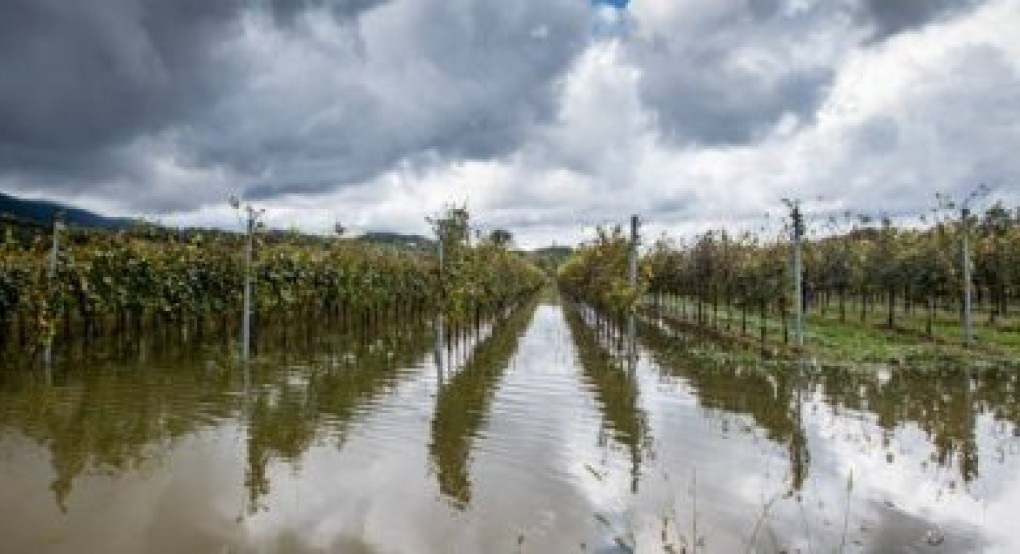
[241,208,254,361]
[792,202,805,348]
[44,216,62,367]
[627,215,639,369]
[961,207,973,346]
[958,184,989,347]
[434,234,445,382]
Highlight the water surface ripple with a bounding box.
[1,298,1019,552]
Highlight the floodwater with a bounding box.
[1,295,1019,553]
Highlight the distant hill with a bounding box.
[0,192,577,259]
[532,245,572,258]
[356,231,435,250]
[529,245,573,275]
[0,191,135,229]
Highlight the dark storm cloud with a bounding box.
[861,0,982,40]
[0,0,238,152]
[0,0,1013,241]
[621,2,844,147]
[208,0,591,201]
[0,0,255,209]
[633,42,833,145]
[622,0,986,148]
[0,0,590,210]
[266,0,387,26]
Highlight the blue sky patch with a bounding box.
[592,0,630,9]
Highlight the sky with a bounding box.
[1,0,1018,247]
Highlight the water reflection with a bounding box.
[2,295,1020,551]
[641,312,1020,491]
[0,359,238,512]
[809,364,1020,485]
[637,317,811,491]
[429,300,536,508]
[0,314,436,514]
[241,321,434,513]
[564,304,650,494]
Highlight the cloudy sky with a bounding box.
[1,0,1018,246]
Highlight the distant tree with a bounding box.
[427,204,471,252]
[489,229,513,248]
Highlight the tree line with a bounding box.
[557,197,1019,354]
[644,201,1020,341]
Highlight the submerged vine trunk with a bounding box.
[759,299,767,352]
[926,295,935,339]
[886,289,895,329]
[741,302,747,336]
[839,288,847,323]
[781,297,789,344]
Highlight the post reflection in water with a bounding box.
[637,316,811,492]
[428,300,536,508]
[434,313,445,387]
[239,317,435,514]
[626,313,637,375]
[564,305,650,495]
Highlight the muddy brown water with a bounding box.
[1,295,1019,553]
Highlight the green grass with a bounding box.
[643,297,1020,367]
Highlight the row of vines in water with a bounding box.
[558,225,645,318]
[559,198,1020,350]
[0,207,544,356]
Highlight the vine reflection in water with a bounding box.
[1,292,1019,551]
